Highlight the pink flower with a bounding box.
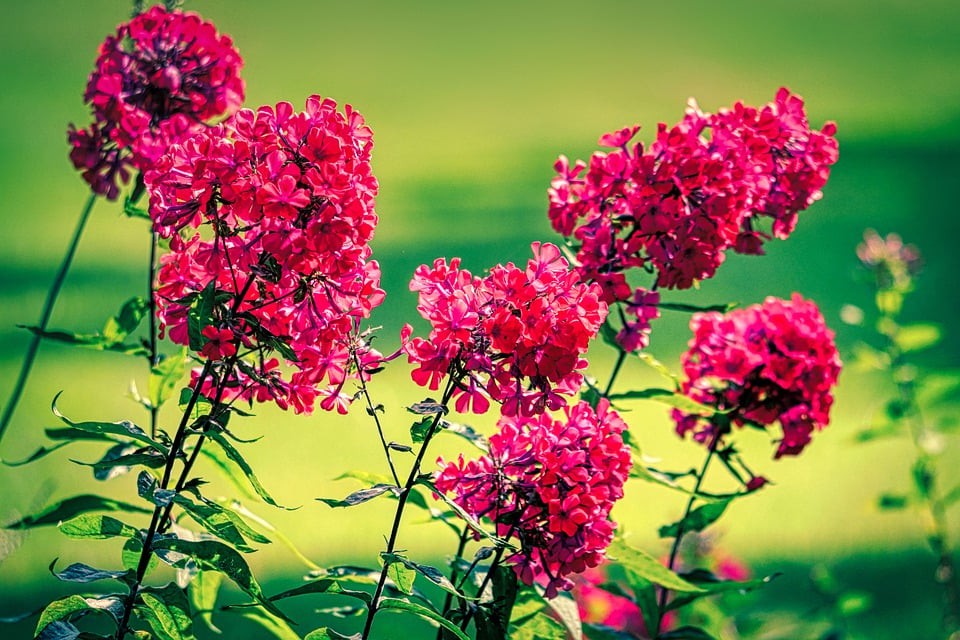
[402,243,607,417]
[435,400,632,597]
[548,89,838,297]
[200,326,236,361]
[673,294,841,458]
[148,96,383,414]
[69,6,244,198]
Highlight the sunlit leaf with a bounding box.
[318,484,401,508]
[137,584,193,640]
[267,578,371,606]
[230,608,300,640]
[207,431,292,509]
[658,500,731,538]
[189,568,222,634]
[378,598,470,640]
[49,559,132,584]
[6,497,149,530]
[894,323,942,353]
[665,570,780,611]
[606,539,703,593]
[149,348,188,410]
[51,395,166,453]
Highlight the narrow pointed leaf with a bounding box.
[233,608,300,640]
[377,598,470,640]
[608,388,715,415]
[51,397,165,453]
[207,431,292,509]
[606,539,703,593]
[665,570,780,611]
[417,478,512,548]
[148,348,188,410]
[268,578,372,606]
[318,484,400,508]
[137,584,193,640]
[658,500,731,538]
[102,297,148,343]
[657,302,736,314]
[49,560,132,584]
[189,568,222,633]
[381,553,470,600]
[7,497,149,530]
[305,629,360,640]
[2,442,72,466]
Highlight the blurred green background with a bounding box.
[1,1,958,638]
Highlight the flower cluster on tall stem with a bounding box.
[402,242,607,417]
[548,88,838,299]
[147,95,384,414]
[69,6,244,199]
[673,294,841,458]
[435,399,633,597]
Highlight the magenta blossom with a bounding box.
[69,6,244,199]
[548,89,838,298]
[402,243,607,417]
[435,400,632,597]
[673,294,841,458]
[147,96,383,414]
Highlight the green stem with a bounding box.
[361,374,459,640]
[656,430,720,633]
[603,348,627,398]
[436,526,471,640]
[354,350,401,487]
[148,230,159,438]
[0,193,97,447]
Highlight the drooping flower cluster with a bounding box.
[69,6,244,199]
[147,95,384,414]
[673,294,841,458]
[857,229,922,293]
[435,400,632,597]
[548,88,838,298]
[402,243,607,417]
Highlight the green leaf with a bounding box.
[637,352,679,387]
[335,470,394,486]
[877,493,910,510]
[6,497,149,530]
[475,564,518,640]
[123,196,150,220]
[658,500,731,538]
[137,583,193,640]
[174,491,267,552]
[51,396,166,453]
[36,596,90,636]
[268,578,372,606]
[199,446,259,501]
[149,348,188,410]
[318,484,401,508]
[188,281,218,352]
[213,499,318,571]
[657,302,736,314]
[377,598,470,640]
[439,419,488,452]
[74,448,166,479]
[408,399,448,415]
[894,323,942,353]
[189,568,222,634]
[36,595,125,636]
[543,592,582,640]
[102,297,148,344]
[608,388,715,415]
[621,572,659,640]
[305,628,360,640]
[665,570,780,611]
[49,559,132,584]
[231,608,300,640]
[410,417,433,444]
[387,561,416,595]
[658,626,717,639]
[381,553,469,600]
[19,325,149,357]
[582,624,636,640]
[207,430,292,509]
[510,608,567,640]
[2,441,73,466]
[151,538,291,622]
[606,539,703,593]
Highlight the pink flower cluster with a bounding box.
[69,6,244,199]
[147,95,384,414]
[401,243,607,417]
[673,294,841,458]
[548,88,838,298]
[435,400,632,597]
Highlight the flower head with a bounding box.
[402,243,607,417]
[69,6,244,198]
[435,400,632,597]
[147,96,383,413]
[548,89,838,298]
[673,294,841,457]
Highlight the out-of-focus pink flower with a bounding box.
[402,242,607,417]
[69,6,244,198]
[435,400,632,597]
[673,294,841,458]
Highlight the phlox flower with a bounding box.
[69,6,244,199]
[148,96,384,414]
[673,294,841,458]
[548,89,838,298]
[435,400,633,597]
[401,242,607,417]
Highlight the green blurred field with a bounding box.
[1,1,959,638]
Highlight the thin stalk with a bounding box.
[354,350,401,487]
[603,348,627,398]
[435,526,471,640]
[656,430,721,634]
[0,193,97,446]
[147,230,159,438]
[115,360,214,639]
[361,374,459,640]
[457,545,508,633]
